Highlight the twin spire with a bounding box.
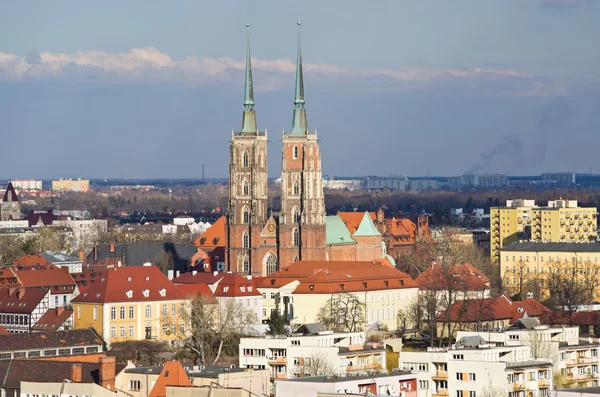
[240,23,308,136]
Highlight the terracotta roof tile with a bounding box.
[193,216,226,248]
[0,328,103,352]
[337,212,376,234]
[176,283,216,303]
[437,295,551,323]
[148,361,192,397]
[32,307,73,331]
[15,267,76,289]
[415,262,489,291]
[213,273,262,297]
[0,287,49,314]
[12,254,54,269]
[172,271,224,285]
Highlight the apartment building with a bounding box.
[0,287,49,333]
[490,199,597,262]
[71,266,187,345]
[239,323,381,380]
[51,178,90,192]
[401,336,553,397]
[500,242,600,300]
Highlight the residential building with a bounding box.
[53,218,108,250]
[365,176,409,191]
[12,254,54,269]
[415,262,491,300]
[213,272,262,322]
[51,178,90,192]
[32,306,74,331]
[10,179,42,191]
[275,371,418,397]
[490,199,598,262]
[323,177,364,191]
[0,328,104,360]
[409,179,440,191]
[71,266,187,344]
[41,251,84,272]
[239,323,379,380]
[336,211,384,261]
[500,242,600,301]
[14,266,78,308]
[1,182,21,221]
[192,216,226,272]
[0,287,49,333]
[542,172,576,185]
[401,335,553,397]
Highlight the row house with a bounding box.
[0,287,49,333]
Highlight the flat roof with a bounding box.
[125,365,248,378]
[505,360,553,369]
[278,370,413,383]
[501,242,600,253]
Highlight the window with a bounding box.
[77,305,81,320]
[243,180,249,196]
[180,323,185,335]
[456,373,463,381]
[129,325,134,337]
[171,304,176,317]
[469,392,476,397]
[120,326,126,338]
[162,304,168,317]
[243,256,249,272]
[129,380,141,391]
[469,373,476,381]
[243,208,250,224]
[110,326,116,338]
[242,231,249,248]
[92,306,97,320]
[453,354,464,360]
[456,392,462,397]
[162,324,168,335]
[110,306,116,320]
[419,380,429,389]
[145,305,151,318]
[292,227,299,246]
[293,145,298,159]
[129,306,134,319]
[293,181,300,196]
[120,306,125,319]
[242,151,249,168]
[270,292,276,299]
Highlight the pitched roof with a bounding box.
[176,283,216,302]
[2,182,19,202]
[437,295,551,323]
[15,267,76,288]
[326,216,356,246]
[415,262,489,291]
[41,251,82,264]
[32,307,73,331]
[148,361,192,397]
[337,212,376,234]
[72,266,186,304]
[193,216,226,248]
[26,211,57,227]
[0,287,49,314]
[172,271,224,285]
[387,218,417,238]
[353,212,382,237]
[87,243,198,272]
[541,310,600,326]
[12,254,55,270]
[0,359,110,388]
[0,328,104,352]
[70,270,108,292]
[213,273,262,297]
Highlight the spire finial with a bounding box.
[290,21,308,135]
[241,24,257,134]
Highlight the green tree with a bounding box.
[266,310,288,336]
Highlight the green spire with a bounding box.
[241,24,257,134]
[290,22,308,135]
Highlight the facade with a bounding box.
[500,242,600,301]
[401,336,553,397]
[10,179,42,190]
[542,172,576,185]
[0,287,49,333]
[322,178,364,191]
[275,371,418,397]
[212,272,262,322]
[225,29,326,277]
[14,266,78,309]
[71,266,187,345]
[51,178,90,192]
[41,251,84,273]
[365,176,409,191]
[491,199,598,262]
[53,219,107,250]
[1,182,21,221]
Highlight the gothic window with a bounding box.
[242,231,249,248]
[293,256,299,263]
[292,227,299,246]
[243,180,249,196]
[293,181,299,196]
[293,146,299,160]
[243,151,249,168]
[243,256,250,272]
[243,207,250,224]
[265,252,278,275]
[292,207,300,223]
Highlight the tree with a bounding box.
[154,251,175,276]
[28,227,76,255]
[546,260,588,326]
[180,295,254,365]
[317,293,365,332]
[0,236,26,266]
[266,310,288,336]
[108,340,170,365]
[298,351,336,377]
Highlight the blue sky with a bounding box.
[1,1,599,178]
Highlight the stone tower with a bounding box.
[1,182,21,221]
[225,29,270,275]
[278,24,327,268]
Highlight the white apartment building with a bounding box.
[239,324,383,380]
[401,336,553,397]
[53,219,107,250]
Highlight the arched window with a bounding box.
[110,306,116,320]
[293,256,299,263]
[129,306,134,319]
[264,252,278,275]
[119,306,125,320]
[242,231,249,248]
[243,207,250,224]
[293,181,299,196]
[162,304,168,317]
[292,227,299,246]
[145,305,151,319]
[243,151,249,168]
[243,256,250,272]
[292,207,300,223]
[171,304,176,317]
[293,146,299,159]
[243,180,249,196]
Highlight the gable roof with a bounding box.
[15,267,76,288]
[387,218,417,238]
[193,216,226,248]
[213,273,261,297]
[172,271,224,285]
[326,216,356,246]
[148,361,192,397]
[72,266,186,304]
[87,243,198,272]
[41,251,82,264]
[0,328,103,352]
[32,307,73,331]
[415,262,489,291]
[0,287,49,314]
[71,271,108,293]
[3,182,19,202]
[353,212,382,237]
[176,283,216,302]
[337,212,376,235]
[437,295,551,323]
[12,254,55,270]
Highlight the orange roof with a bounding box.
[72,266,186,303]
[32,307,73,331]
[437,295,551,323]
[172,271,224,285]
[193,216,226,248]
[213,273,262,297]
[15,267,76,289]
[12,254,54,270]
[387,218,416,238]
[415,262,489,291]
[176,283,216,302]
[149,361,192,397]
[337,212,376,234]
[0,325,9,335]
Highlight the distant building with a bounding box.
[52,178,90,192]
[323,177,364,191]
[11,179,42,191]
[53,219,107,250]
[365,176,409,191]
[1,182,21,221]
[41,251,84,273]
[542,172,576,185]
[409,179,439,191]
[459,174,508,188]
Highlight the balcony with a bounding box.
[433,389,449,397]
[268,357,288,365]
[512,383,526,391]
[538,380,550,388]
[271,373,288,380]
[432,371,448,380]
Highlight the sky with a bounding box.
[1,0,599,179]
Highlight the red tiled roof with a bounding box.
[72,266,186,303]
[0,328,103,352]
[0,287,49,314]
[71,271,108,293]
[148,361,192,397]
[213,273,262,297]
[32,307,73,331]
[172,271,224,285]
[0,268,19,285]
[541,310,600,326]
[15,267,76,289]
[415,262,489,291]
[337,212,376,234]
[193,216,226,248]
[12,254,54,270]
[437,295,551,323]
[0,325,8,335]
[176,283,216,302]
[3,182,19,202]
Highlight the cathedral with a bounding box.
[225,28,327,276]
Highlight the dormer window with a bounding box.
[159,289,166,297]
[143,289,150,298]
[146,277,150,281]
[309,285,314,291]
[126,290,133,298]
[127,277,132,282]
[240,287,246,293]
[248,286,253,292]
[223,286,229,293]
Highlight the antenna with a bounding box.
[202,164,205,183]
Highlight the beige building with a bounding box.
[500,242,600,301]
[491,199,598,262]
[52,178,90,192]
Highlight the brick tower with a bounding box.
[226,29,270,275]
[278,24,326,268]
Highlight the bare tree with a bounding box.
[298,351,336,377]
[546,259,588,326]
[480,385,510,397]
[317,293,366,332]
[29,227,76,255]
[154,251,175,276]
[524,329,557,362]
[0,236,26,266]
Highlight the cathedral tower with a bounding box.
[226,28,270,275]
[278,24,327,267]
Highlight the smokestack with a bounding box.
[70,363,83,383]
[99,356,116,390]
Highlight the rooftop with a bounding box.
[0,328,103,352]
[501,242,600,253]
[279,370,413,383]
[126,364,249,379]
[41,251,82,264]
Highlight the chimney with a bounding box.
[167,270,174,280]
[79,250,85,261]
[16,287,25,300]
[57,306,65,315]
[175,270,180,278]
[99,356,116,390]
[109,243,115,253]
[192,270,197,276]
[70,363,83,383]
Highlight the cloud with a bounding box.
[0,47,561,96]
